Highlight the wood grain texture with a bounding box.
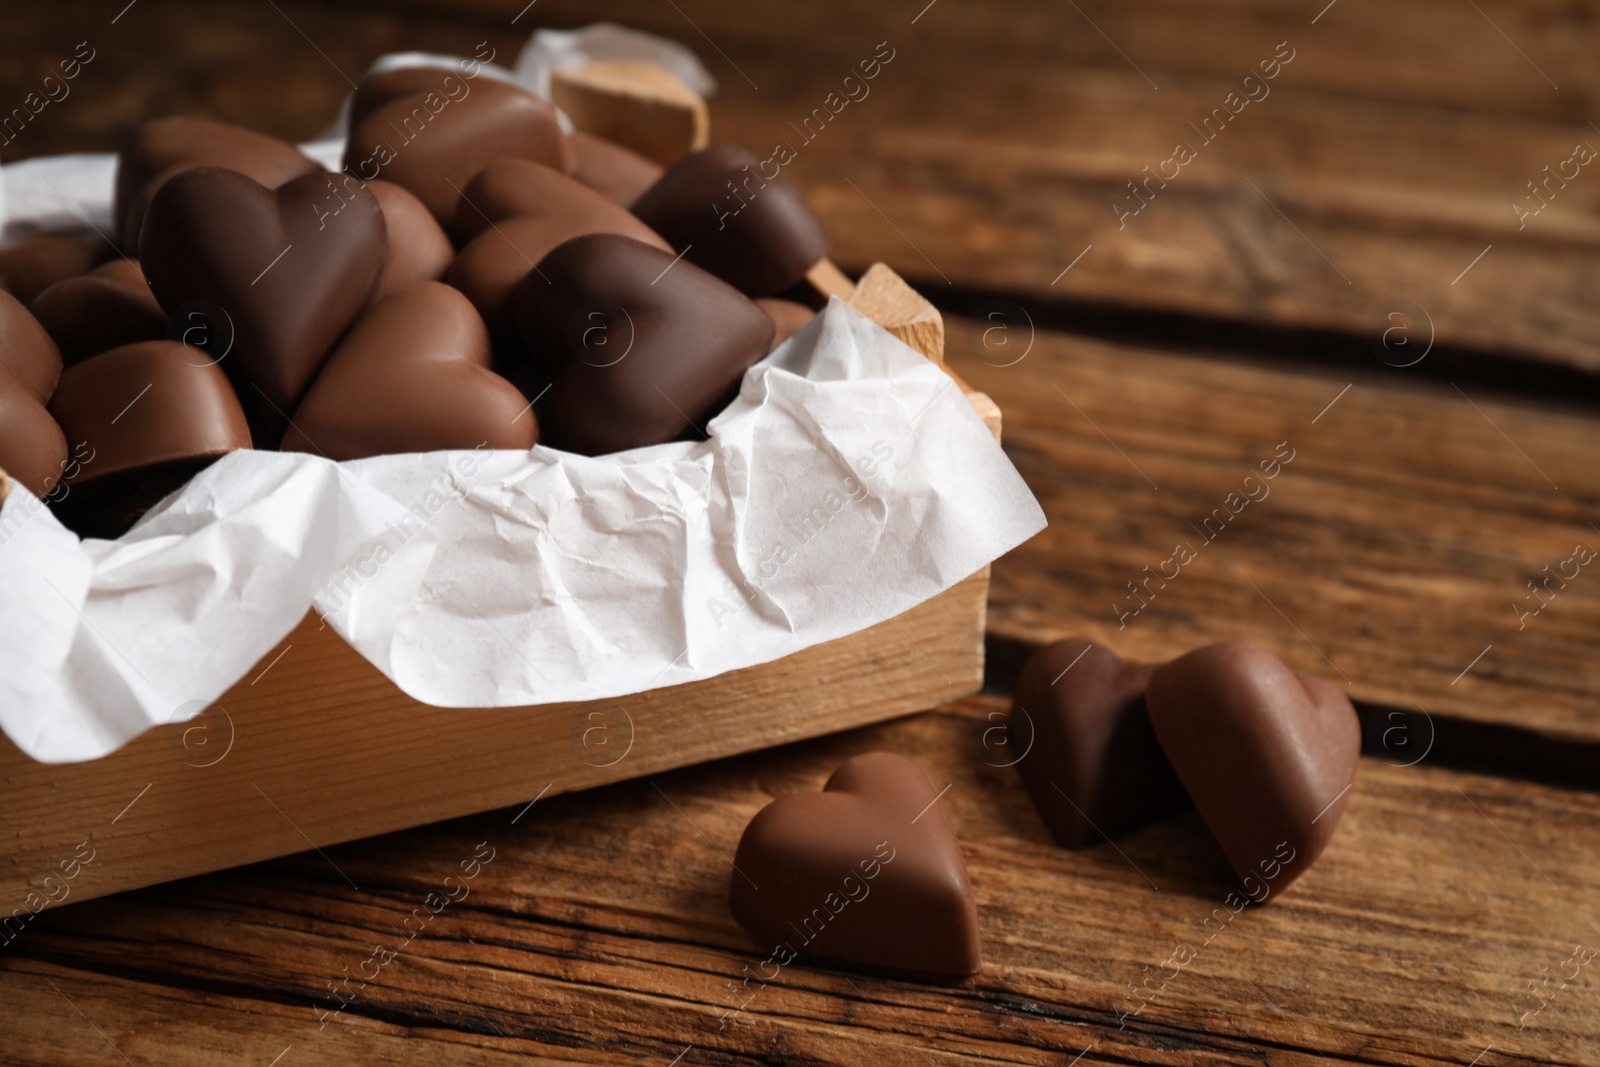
[3,697,1597,1066]
[944,316,1600,747]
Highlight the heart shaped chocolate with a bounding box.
[281,281,536,460]
[510,233,773,455]
[630,143,831,297]
[48,340,252,537]
[1012,638,1188,849]
[0,369,69,500]
[1146,643,1360,898]
[0,289,63,402]
[570,130,664,207]
[0,236,104,305]
[448,162,672,339]
[115,116,324,241]
[139,167,387,433]
[344,73,573,229]
[730,752,982,977]
[31,259,166,366]
[367,179,453,303]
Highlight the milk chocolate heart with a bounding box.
[570,130,663,207]
[367,179,453,302]
[1012,638,1188,849]
[48,341,252,537]
[344,73,574,230]
[448,163,671,339]
[1146,643,1360,899]
[281,281,535,460]
[139,167,387,433]
[0,235,104,305]
[510,233,773,455]
[0,369,69,500]
[730,752,982,977]
[631,143,831,297]
[755,298,816,352]
[0,289,63,401]
[115,116,324,241]
[31,260,166,366]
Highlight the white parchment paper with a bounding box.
[0,32,1045,765]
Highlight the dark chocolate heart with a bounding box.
[367,179,453,303]
[114,116,324,241]
[139,167,387,431]
[0,289,63,402]
[281,280,535,460]
[1146,643,1360,899]
[48,340,252,537]
[730,752,982,977]
[570,130,663,207]
[630,143,831,297]
[448,162,672,339]
[0,236,104,305]
[509,233,773,455]
[0,368,68,500]
[1012,638,1188,849]
[343,72,574,230]
[31,259,166,366]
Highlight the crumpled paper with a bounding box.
[0,31,1045,765]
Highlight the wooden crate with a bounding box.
[0,65,1005,909]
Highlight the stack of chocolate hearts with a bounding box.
[0,60,833,537]
[724,641,1358,981]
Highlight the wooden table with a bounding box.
[5,2,1599,1063]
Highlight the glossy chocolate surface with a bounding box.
[570,130,663,207]
[510,233,772,455]
[730,752,982,977]
[0,289,63,402]
[0,236,104,305]
[0,369,69,500]
[31,259,167,366]
[368,179,454,302]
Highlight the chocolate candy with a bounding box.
[344,71,574,229]
[1012,638,1188,849]
[0,236,104,305]
[367,179,453,302]
[730,752,982,977]
[570,130,663,207]
[31,259,166,366]
[755,298,816,352]
[1146,643,1359,898]
[630,143,831,297]
[510,233,773,455]
[48,341,252,537]
[0,369,68,500]
[139,167,387,433]
[114,116,324,241]
[281,281,536,460]
[0,289,63,401]
[448,163,672,339]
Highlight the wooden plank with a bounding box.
[940,315,1600,747]
[4,696,1598,1065]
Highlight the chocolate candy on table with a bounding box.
[47,340,252,538]
[569,130,664,207]
[510,233,774,456]
[281,281,536,461]
[114,116,324,241]
[139,167,387,437]
[448,162,672,339]
[31,260,167,366]
[1145,642,1360,899]
[0,369,69,500]
[1011,638,1189,850]
[367,180,453,303]
[0,235,104,305]
[630,143,831,298]
[344,70,575,229]
[0,289,63,402]
[754,298,817,352]
[730,752,982,978]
